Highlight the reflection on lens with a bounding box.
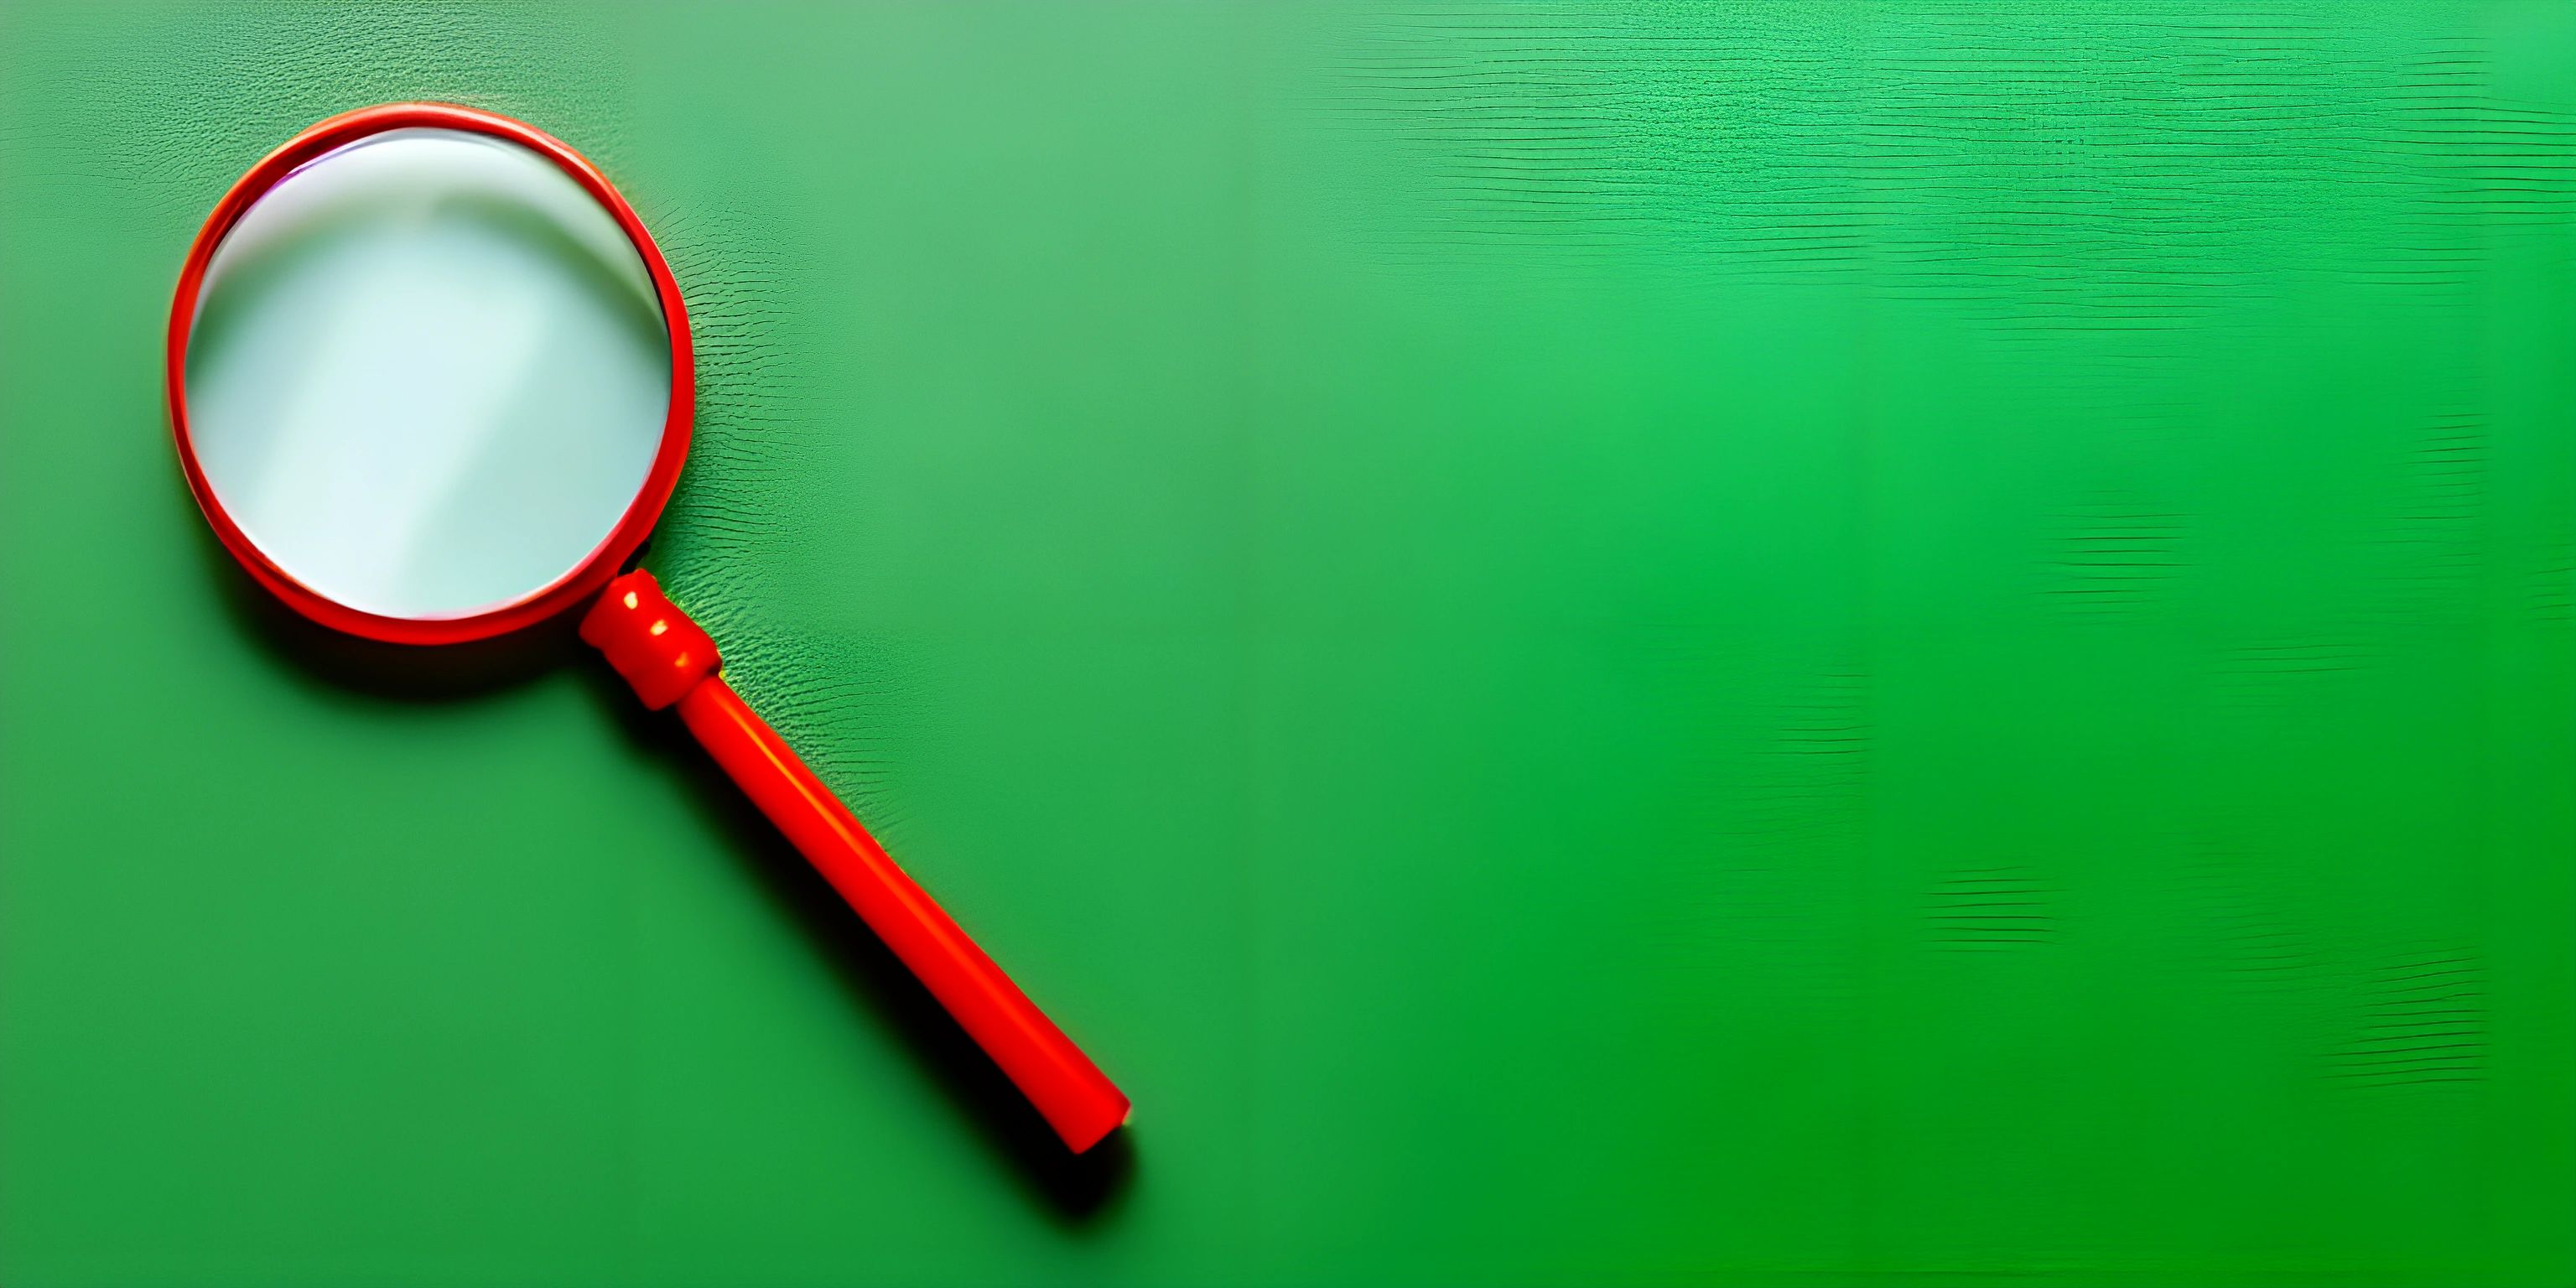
[184,127,671,620]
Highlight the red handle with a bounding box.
[581,572,1130,1151]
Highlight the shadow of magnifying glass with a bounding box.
[169,102,1135,1220]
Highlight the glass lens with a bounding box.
[183,127,672,621]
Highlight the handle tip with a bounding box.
[1056,1092,1133,1154]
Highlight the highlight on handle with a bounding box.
[579,570,1130,1151]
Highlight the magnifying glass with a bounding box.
[165,103,1129,1153]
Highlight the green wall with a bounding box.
[3,3,2569,1284]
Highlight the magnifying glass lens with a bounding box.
[182,126,671,620]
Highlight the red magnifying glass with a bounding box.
[166,102,1129,1153]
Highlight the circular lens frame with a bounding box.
[166,102,693,646]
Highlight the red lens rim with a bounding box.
[164,101,694,647]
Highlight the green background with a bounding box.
[3,3,2571,1284]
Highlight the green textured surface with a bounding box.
[3,3,2572,1285]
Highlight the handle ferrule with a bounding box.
[579,573,720,709]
